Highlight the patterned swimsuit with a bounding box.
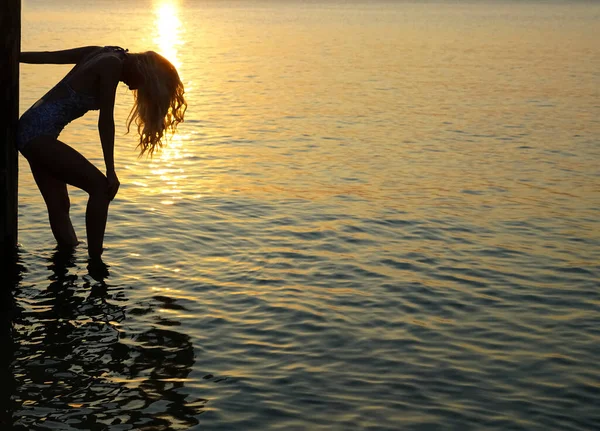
[17,46,127,151]
[17,83,100,150]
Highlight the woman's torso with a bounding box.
[40,47,125,108]
[18,47,126,150]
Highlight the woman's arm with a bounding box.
[20,46,103,64]
[97,55,123,200]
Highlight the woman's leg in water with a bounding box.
[30,166,78,248]
[22,137,111,259]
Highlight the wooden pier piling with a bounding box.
[0,0,20,253]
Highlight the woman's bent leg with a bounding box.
[30,166,78,247]
[86,193,110,259]
[22,137,111,259]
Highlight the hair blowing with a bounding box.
[126,51,187,156]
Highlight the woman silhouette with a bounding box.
[19,46,186,260]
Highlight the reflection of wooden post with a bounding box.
[0,0,20,253]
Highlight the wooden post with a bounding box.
[0,0,20,253]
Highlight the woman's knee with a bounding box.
[88,176,110,199]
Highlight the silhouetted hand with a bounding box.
[107,170,120,201]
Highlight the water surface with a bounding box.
[3,0,600,429]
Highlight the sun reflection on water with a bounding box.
[153,0,183,70]
[151,0,189,197]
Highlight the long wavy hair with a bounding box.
[126,51,187,156]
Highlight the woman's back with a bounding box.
[40,47,126,106]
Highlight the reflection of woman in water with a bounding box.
[18,46,187,260]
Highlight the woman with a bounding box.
[19,46,187,260]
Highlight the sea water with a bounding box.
[4,0,599,429]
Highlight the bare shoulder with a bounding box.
[91,53,124,85]
[95,53,124,72]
